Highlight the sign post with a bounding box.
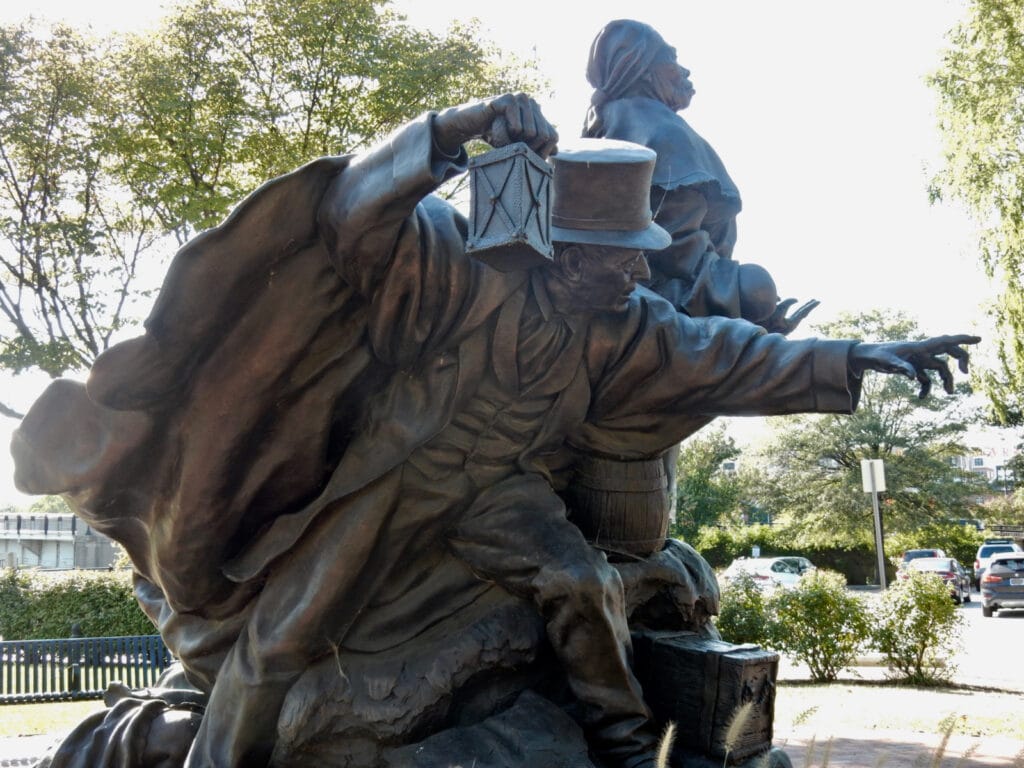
[861,459,888,589]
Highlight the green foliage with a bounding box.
[756,311,984,544]
[672,426,744,538]
[871,570,964,685]
[982,490,1024,527]
[715,571,772,646]
[766,570,870,682]
[887,522,985,570]
[692,525,886,584]
[930,0,1024,424]
[0,23,149,393]
[690,525,781,566]
[0,568,154,640]
[0,1,544,412]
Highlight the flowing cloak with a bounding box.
[585,96,747,318]
[10,151,390,689]
[13,114,860,697]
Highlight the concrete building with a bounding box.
[0,513,118,569]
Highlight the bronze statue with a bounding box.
[14,91,977,768]
[581,18,822,526]
[584,19,817,333]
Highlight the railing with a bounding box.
[0,635,171,703]
[1,514,79,536]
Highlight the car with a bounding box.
[898,556,972,603]
[979,551,1024,617]
[776,556,816,576]
[895,548,947,580]
[900,548,947,565]
[720,557,809,591]
[973,539,1023,587]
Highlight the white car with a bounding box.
[720,557,809,591]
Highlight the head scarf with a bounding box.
[584,20,675,135]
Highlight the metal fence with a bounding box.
[0,635,171,703]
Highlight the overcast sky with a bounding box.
[3,0,1011,507]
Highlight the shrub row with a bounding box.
[690,522,987,583]
[0,568,154,640]
[716,569,963,685]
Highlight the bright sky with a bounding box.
[1,0,1005,506]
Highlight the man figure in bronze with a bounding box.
[13,93,977,768]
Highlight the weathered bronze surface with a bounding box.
[12,47,977,768]
[584,19,817,334]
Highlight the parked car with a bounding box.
[896,549,947,580]
[898,556,972,603]
[979,551,1024,617]
[720,557,809,591]
[776,556,816,576]
[900,548,947,566]
[973,539,1023,587]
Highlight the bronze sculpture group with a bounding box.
[12,20,977,768]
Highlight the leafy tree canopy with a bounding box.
[930,0,1024,424]
[0,0,545,417]
[672,425,746,539]
[754,310,987,545]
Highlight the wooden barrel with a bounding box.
[564,454,669,558]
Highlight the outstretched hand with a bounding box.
[849,335,981,398]
[761,298,820,336]
[433,93,558,159]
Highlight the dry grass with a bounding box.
[0,699,104,737]
[774,682,1024,738]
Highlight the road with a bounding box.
[954,589,1024,691]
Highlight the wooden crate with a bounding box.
[632,631,778,763]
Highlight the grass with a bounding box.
[774,681,1024,738]
[0,699,105,738]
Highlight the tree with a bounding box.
[930,0,1024,424]
[672,425,745,538]
[754,310,986,545]
[0,24,156,416]
[983,493,1024,525]
[0,0,545,417]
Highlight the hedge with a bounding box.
[687,521,986,584]
[0,568,155,640]
[688,525,892,584]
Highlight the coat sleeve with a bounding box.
[577,292,861,457]
[316,113,522,368]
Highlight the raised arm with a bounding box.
[318,94,557,296]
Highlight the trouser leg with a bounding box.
[447,474,658,767]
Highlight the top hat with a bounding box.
[550,138,670,251]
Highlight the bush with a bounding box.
[716,571,773,645]
[766,570,870,682]
[0,568,154,640]
[871,570,963,685]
